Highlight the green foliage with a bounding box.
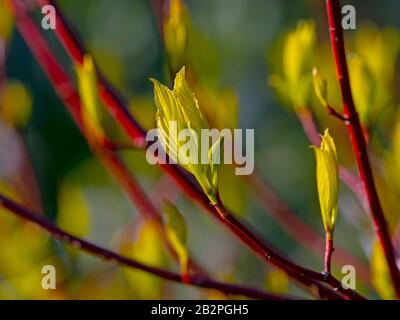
[121,221,169,299]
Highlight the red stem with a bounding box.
[12,0,366,300]
[326,0,400,298]
[0,193,296,300]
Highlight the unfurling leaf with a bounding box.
[311,129,339,236]
[371,240,396,300]
[75,55,104,139]
[312,67,328,107]
[163,201,188,277]
[150,67,221,204]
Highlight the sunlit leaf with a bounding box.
[194,86,238,130]
[371,240,396,300]
[268,20,316,109]
[0,0,13,40]
[311,129,339,235]
[0,81,32,128]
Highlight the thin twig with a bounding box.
[296,108,369,213]
[0,193,297,300]
[325,0,400,298]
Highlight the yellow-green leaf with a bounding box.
[311,129,339,235]
[57,182,90,238]
[348,54,373,125]
[0,0,13,40]
[163,0,191,73]
[371,240,396,299]
[150,67,220,204]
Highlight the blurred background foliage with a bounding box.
[0,0,400,299]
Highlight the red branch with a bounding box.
[10,0,367,300]
[0,194,296,300]
[325,0,400,298]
